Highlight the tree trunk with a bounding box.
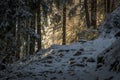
[97,3,120,72]
[91,0,97,29]
[37,1,42,50]
[62,2,66,45]
[30,12,36,54]
[84,0,90,28]
[107,0,111,13]
[111,0,115,12]
[25,19,31,56]
[104,0,107,16]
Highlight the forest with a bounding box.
[0,0,120,80]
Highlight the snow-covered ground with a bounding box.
[0,36,119,80]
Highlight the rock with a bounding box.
[67,69,75,75]
[16,72,24,78]
[0,63,6,70]
[71,49,76,51]
[69,71,75,76]
[46,55,54,59]
[58,50,69,52]
[65,50,69,52]
[96,63,103,69]
[105,49,111,53]
[78,39,87,43]
[87,57,95,62]
[80,57,88,62]
[58,50,64,52]
[51,77,57,80]
[41,60,52,64]
[104,76,113,80]
[71,63,86,67]
[109,60,120,72]
[115,31,120,37]
[58,70,63,74]
[58,52,64,57]
[50,49,55,54]
[46,60,52,64]
[68,61,75,65]
[5,76,16,80]
[83,69,89,73]
[73,51,82,56]
[82,57,88,60]
[96,77,99,80]
[55,58,61,62]
[79,48,84,51]
[97,56,104,64]
[44,64,52,67]
[69,58,75,61]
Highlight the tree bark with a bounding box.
[84,0,91,28]
[37,1,42,50]
[111,0,115,12]
[62,2,66,45]
[97,3,120,72]
[107,0,111,13]
[104,0,107,15]
[30,12,36,54]
[91,0,97,29]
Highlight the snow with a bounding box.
[1,35,119,80]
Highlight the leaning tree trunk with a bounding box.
[97,3,120,72]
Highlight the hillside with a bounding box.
[0,2,120,80]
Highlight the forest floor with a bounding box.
[0,35,120,80]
